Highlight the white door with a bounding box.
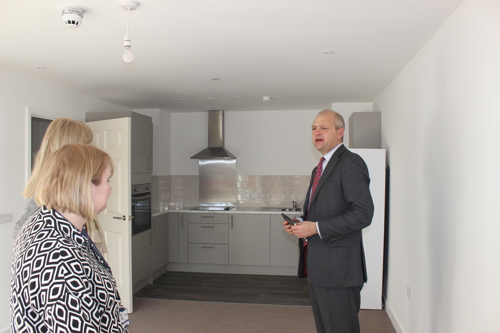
[87,118,133,313]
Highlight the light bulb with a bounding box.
[123,35,134,63]
[123,48,134,63]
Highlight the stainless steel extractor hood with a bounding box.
[191,110,236,160]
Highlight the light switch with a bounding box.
[0,213,13,224]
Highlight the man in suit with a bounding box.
[283,109,374,333]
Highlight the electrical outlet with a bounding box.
[243,188,250,200]
[0,213,13,224]
[407,285,412,300]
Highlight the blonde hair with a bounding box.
[23,117,93,198]
[33,144,114,223]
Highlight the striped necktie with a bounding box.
[307,157,325,213]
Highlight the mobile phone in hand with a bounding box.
[281,213,297,226]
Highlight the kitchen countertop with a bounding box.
[153,207,303,217]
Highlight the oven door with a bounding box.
[131,192,151,235]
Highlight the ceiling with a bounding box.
[0,0,463,112]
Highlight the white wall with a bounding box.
[170,103,373,176]
[375,0,500,332]
[0,68,129,332]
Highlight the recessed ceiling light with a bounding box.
[211,78,220,81]
[322,50,335,54]
[206,97,215,101]
[35,66,47,70]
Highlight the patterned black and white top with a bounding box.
[11,206,129,332]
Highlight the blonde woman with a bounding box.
[14,117,107,254]
[11,144,129,332]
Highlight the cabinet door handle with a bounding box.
[201,225,215,228]
[231,216,233,229]
[201,215,214,219]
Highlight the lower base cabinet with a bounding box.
[167,212,300,273]
[229,214,270,266]
[152,213,169,272]
[189,244,228,264]
[270,214,300,267]
[132,213,169,287]
[132,230,152,284]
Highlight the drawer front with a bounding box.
[189,224,228,244]
[189,244,228,264]
[188,214,228,224]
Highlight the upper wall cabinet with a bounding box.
[348,112,381,149]
[86,111,153,180]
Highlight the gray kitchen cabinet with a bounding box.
[270,214,300,267]
[86,111,153,177]
[189,223,228,244]
[189,244,229,264]
[179,214,189,263]
[151,213,169,272]
[229,214,270,266]
[188,213,229,264]
[132,230,152,285]
[167,213,179,263]
[168,213,188,263]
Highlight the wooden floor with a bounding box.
[135,271,311,306]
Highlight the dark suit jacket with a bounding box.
[299,144,374,288]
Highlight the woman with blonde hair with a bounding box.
[14,117,107,254]
[11,144,129,332]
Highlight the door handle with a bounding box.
[113,215,126,220]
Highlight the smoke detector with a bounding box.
[61,6,84,28]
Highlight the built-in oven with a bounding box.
[131,183,152,235]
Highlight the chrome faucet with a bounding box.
[292,201,297,211]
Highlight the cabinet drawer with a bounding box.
[189,244,228,264]
[188,214,228,224]
[189,224,228,244]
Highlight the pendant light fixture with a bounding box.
[121,0,138,64]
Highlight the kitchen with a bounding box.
[2,0,500,332]
[83,106,385,314]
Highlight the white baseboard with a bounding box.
[384,297,405,333]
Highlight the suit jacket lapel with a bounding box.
[309,145,346,209]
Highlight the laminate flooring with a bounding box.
[135,271,311,306]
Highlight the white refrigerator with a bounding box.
[352,149,387,310]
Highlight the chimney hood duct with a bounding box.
[191,110,236,160]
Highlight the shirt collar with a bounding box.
[322,143,343,165]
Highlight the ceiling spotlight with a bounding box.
[61,6,84,28]
[262,96,271,102]
[121,0,138,64]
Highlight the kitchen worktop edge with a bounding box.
[154,208,303,215]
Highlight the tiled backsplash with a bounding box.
[151,175,311,214]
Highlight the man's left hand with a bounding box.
[291,221,318,239]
